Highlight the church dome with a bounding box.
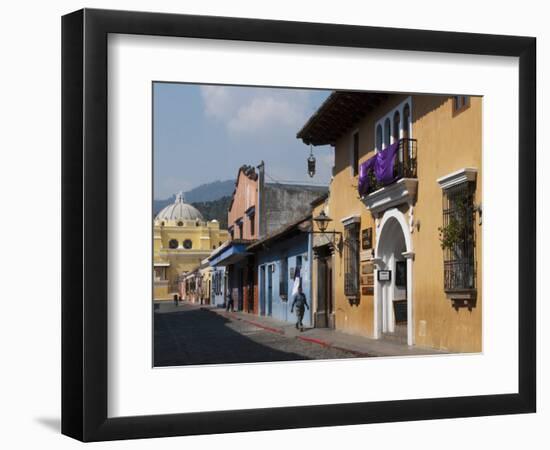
[155,192,204,221]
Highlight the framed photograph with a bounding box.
[62,8,536,442]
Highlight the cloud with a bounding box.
[200,86,311,137]
[200,86,233,120]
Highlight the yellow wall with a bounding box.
[153,219,229,300]
[411,96,482,352]
[325,94,482,352]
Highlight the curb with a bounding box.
[240,319,285,335]
[203,307,285,335]
[202,306,370,357]
[296,336,370,357]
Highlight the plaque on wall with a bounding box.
[361,227,373,249]
[360,249,373,261]
[362,263,374,274]
[378,270,391,282]
[361,275,374,285]
[362,286,374,295]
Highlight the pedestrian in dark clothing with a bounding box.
[226,293,234,312]
[173,294,179,306]
[291,286,309,332]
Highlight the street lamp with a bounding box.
[310,211,342,255]
[313,210,332,232]
[307,145,316,178]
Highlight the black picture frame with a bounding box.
[62,8,536,442]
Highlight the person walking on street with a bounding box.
[173,293,179,307]
[226,292,234,312]
[291,286,309,332]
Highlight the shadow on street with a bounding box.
[154,307,312,366]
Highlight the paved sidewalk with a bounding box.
[202,304,445,358]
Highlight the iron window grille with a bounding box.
[279,257,288,300]
[344,222,360,297]
[442,181,476,292]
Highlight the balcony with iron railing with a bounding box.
[359,138,418,214]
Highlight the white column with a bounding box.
[373,268,380,338]
[388,254,396,333]
[402,251,415,346]
[372,257,384,339]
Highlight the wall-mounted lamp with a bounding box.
[307,145,316,178]
[313,210,332,232]
[308,211,345,253]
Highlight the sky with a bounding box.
[153,83,333,200]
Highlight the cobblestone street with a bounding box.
[154,302,356,366]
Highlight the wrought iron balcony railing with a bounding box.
[363,138,417,196]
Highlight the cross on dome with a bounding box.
[175,191,185,203]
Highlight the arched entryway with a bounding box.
[374,208,414,346]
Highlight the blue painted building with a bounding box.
[248,216,313,328]
[210,266,227,307]
[208,239,255,311]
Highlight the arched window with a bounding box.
[384,118,391,149]
[393,111,400,142]
[403,104,410,140]
[376,124,383,151]
[183,239,192,249]
[168,239,178,249]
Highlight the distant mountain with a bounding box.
[185,180,235,203]
[153,179,235,215]
[191,196,232,229]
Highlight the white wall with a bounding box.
[0,1,546,449]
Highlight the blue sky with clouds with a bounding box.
[153,83,333,200]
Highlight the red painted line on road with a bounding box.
[204,307,370,356]
[240,319,285,335]
[297,336,331,348]
[297,336,370,357]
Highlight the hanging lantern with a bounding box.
[307,145,316,178]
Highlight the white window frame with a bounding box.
[374,96,413,152]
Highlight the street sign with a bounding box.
[362,227,373,249]
[378,270,391,282]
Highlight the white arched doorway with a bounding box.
[374,208,414,346]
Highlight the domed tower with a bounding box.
[155,191,204,225]
[153,192,229,301]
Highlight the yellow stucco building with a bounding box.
[153,192,229,300]
[300,92,482,353]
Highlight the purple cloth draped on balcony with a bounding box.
[358,141,399,197]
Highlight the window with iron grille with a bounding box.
[440,181,476,291]
[344,222,360,297]
[279,257,288,300]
